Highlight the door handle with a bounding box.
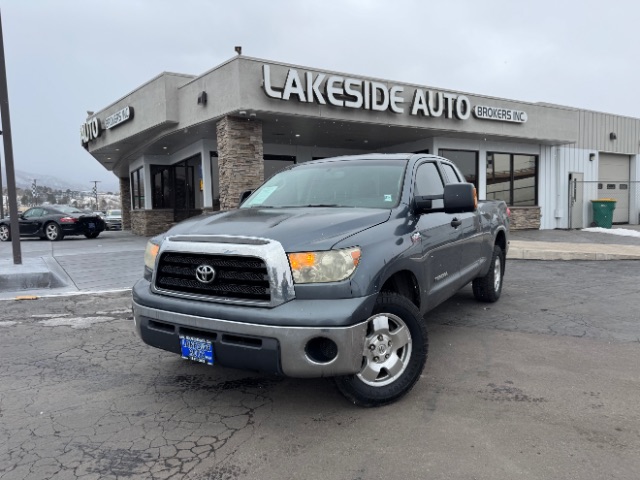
[451,218,462,228]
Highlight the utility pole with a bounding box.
[91,180,100,211]
[0,10,22,264]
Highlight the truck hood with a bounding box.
[165,207,391,251]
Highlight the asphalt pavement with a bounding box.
[1,225,640,300]
[1,260,639,479]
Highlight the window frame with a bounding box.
[130,167,144,210]
[486,151,538,206]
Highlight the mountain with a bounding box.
[12,170,119,193]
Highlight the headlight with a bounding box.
[288,247,361,284]
[144,240,161,271]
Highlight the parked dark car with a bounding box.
[0,205,105,242]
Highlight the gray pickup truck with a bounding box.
[133,154,510,406]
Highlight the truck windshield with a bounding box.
[241,160,407,209]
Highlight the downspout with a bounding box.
[554,146,563,228]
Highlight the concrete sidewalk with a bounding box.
[1,227,640,300]
[0,230,149,300]
[508,225,640,261]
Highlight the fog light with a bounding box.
[305,337,338,364]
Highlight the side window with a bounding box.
[441,163,461,184]
[414,162,444,197]
[23,208,43,219]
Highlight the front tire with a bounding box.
[472,245,504,302]
[44,222,64,241]
[0,224,10,242]
[334,292,428,407]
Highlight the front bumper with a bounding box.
[133,297,369,378]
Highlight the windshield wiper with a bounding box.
[294,204,341,208]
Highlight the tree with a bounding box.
[46,193,56,204]
[21,194,29,206]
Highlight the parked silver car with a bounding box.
[104,209,122,230]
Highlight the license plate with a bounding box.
[88,222,95,229]
[180,336,214,365]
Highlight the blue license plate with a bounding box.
[180,336,214,365]
[88,222,95,229]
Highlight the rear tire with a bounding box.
[84,232,100,239]
[44,222,64,241]
[0,224,10,242]
[334,292,428,407]
[472,245,504,302]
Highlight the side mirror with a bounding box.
[238,189,253,207]
[413,196,434,214]
[443,183,476,214]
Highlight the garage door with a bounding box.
[598,153,630,224]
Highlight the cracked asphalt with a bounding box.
[0,261,639,479]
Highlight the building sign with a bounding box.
[473,105,527,123]
[262,65,526,124]
[105,106,134,129]
[80,117,101,145]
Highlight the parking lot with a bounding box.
[0,257,638,480]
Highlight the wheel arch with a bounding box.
[495,228,507,253]
[379,269,421,311]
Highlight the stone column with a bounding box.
[216,116,263,211]
[119,177,132,230]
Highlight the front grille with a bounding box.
[155,252,271,302]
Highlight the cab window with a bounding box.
[414,162,444,196]
[441,163,461,184]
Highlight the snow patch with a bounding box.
[582,227,640,238]
[0,321,18,327]
[31,313,71,318]
[39,316,116,329]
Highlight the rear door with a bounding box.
[413,161,461,307]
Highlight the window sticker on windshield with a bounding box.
[247,186,278,206]
[384,194,393,202]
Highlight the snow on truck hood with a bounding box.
[164,207,391,251]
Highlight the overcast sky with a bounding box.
[1,0,638,191]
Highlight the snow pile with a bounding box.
[582,227,640,238]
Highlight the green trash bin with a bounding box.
[590,199,617,228]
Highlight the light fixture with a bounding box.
[610,132,617,140]
[197,91,207,106]
[589,153,596,162]
[295,134,300,137]
[239,110,247,116]
[163,146,168,150]
[235,46,242,55]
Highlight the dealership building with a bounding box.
[81,55,640,235]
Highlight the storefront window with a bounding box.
[486,153,537,206]
[130,167,144,209]
[439,149,478,188]
[151,166,173,208]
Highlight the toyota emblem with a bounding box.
[195,264,216,284]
